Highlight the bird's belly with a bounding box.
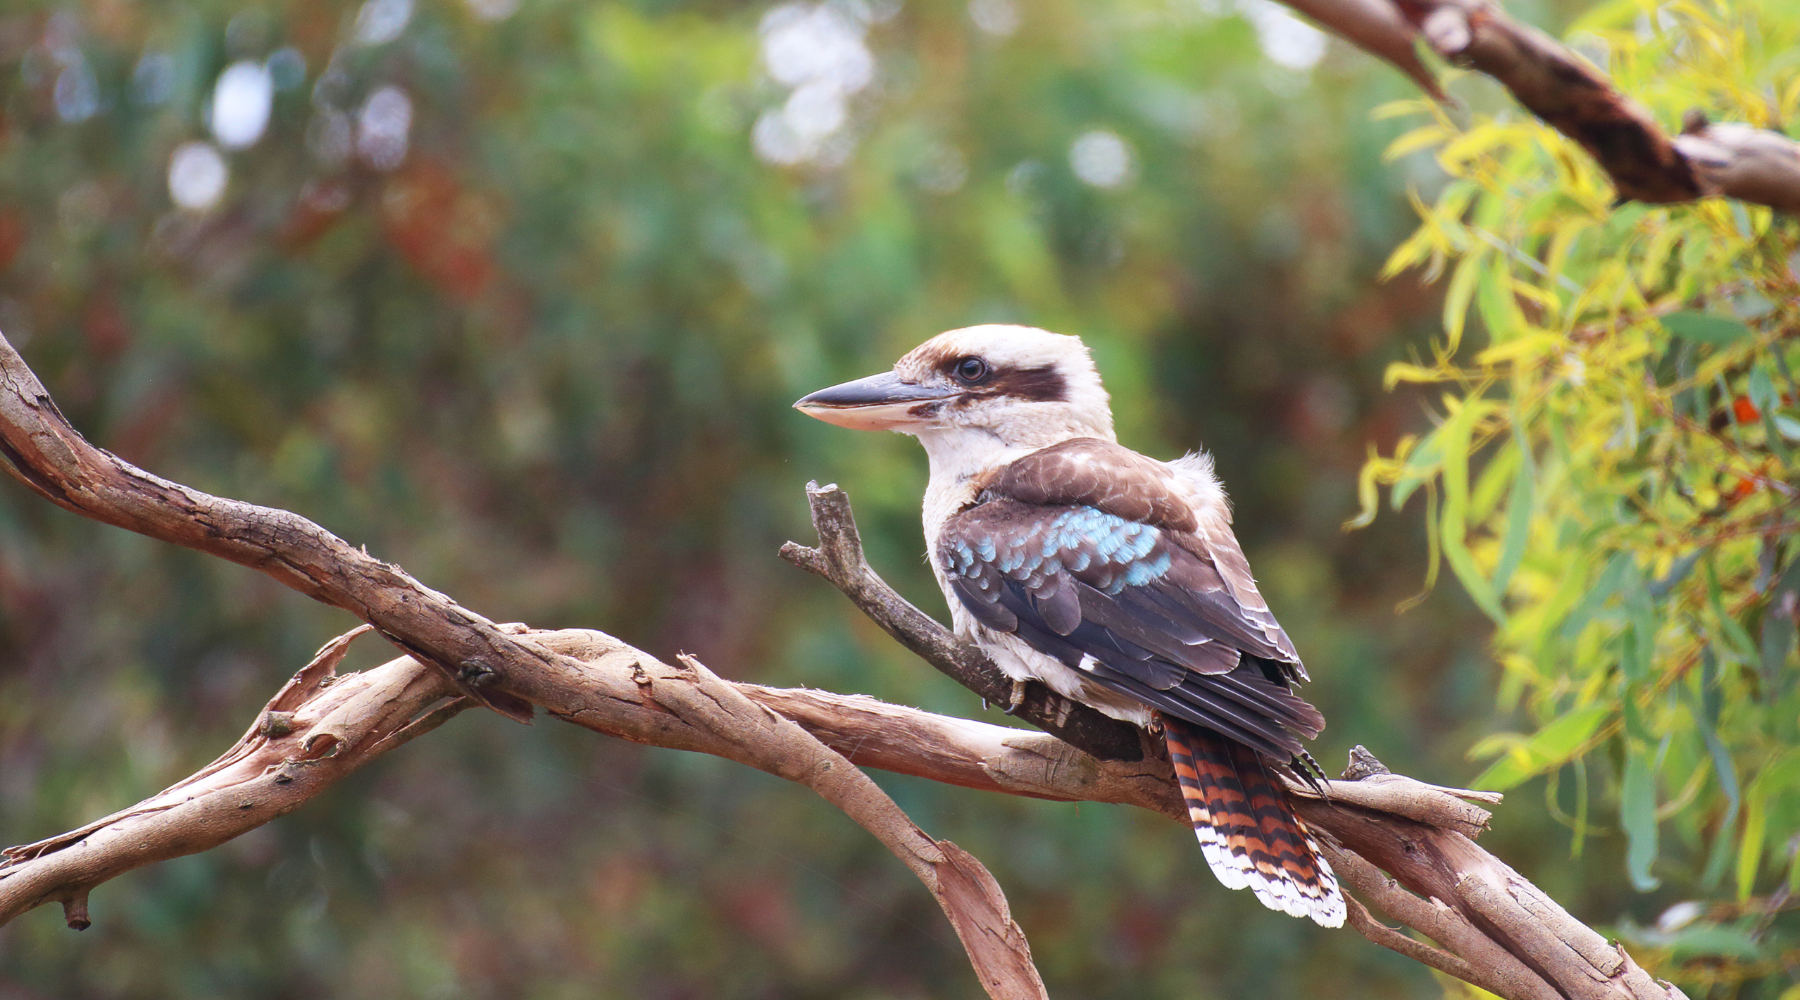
[966,620,1156,728]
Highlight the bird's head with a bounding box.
[794,325,1115,453]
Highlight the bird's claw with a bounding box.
[1005,679,1028,714]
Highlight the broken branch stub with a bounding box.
[783,484,1687,1000]
[780,481,1147,763]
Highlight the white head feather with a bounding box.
[889,325,1115,478]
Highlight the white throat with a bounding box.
[918,426,1020,483]
[909,426,1025,546]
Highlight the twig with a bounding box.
[780,482,1148,763]
[0,627,470,929]
[782,483,1686,1000]
[0,331,1045,1000]
[0,325,1686,1000]
[1270,0,1800,212]
[1337,865,1490,991]
[668,651,1045,1000]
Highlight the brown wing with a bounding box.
[939,499,1322,757]
[985,437,1198,533]
[974,438,1302,678]
[1179,515,1304,680]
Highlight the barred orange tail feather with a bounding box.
[1164,716,1344,927]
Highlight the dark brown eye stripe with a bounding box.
[910,333,1075,401]
[989,364,1067,402]
[927,354,1068,404]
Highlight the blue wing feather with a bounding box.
[939,498,1322,756]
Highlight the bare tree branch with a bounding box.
[0,626,469,932]
[1269,0,1800,212]
[782,482,1689,1000]
[0,331,1045,1000]
[2,616,1684,1000]
[665,651,1046,1000]
[0,621,1061,996]
[742,684,1176,808]
[0,328,1689,1000]
[780,483,1148,763]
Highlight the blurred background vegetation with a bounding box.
[0,0,1788,996]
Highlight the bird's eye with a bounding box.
[953,356,990,384]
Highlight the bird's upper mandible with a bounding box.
[793,324,1116,448]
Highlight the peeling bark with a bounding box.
[0,329,1684,1000]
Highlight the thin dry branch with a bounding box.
[2,617,1680,1000]
[0,331,1045,1000]
[0,626,469,931]
[783,482,1687,1000]
[666,650,1045,1000]
[0,623,1077,931]
[0,328,1686,1000]
[779,483,1148,763]
[0,633,1052,998]
[1269,0,1800,212]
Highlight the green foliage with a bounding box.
[1357,0,1800,987]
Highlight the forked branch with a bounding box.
[1272,0,1800,213]
[783,482,1685,1000]
[0,329,1683,1000]
[0,331,1044,1000]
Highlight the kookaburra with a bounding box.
[794,324,1345,927]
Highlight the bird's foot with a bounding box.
[1004,679,1028,714]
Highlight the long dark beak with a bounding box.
[793,371,958,431]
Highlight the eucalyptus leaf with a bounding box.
[1665,924,1765,962]
[1471,703,1610,791]
[1621,742,1662,891]
[1439,397,1506,623]
[1490,425,1535,597]
[1748,366,1779,411]
[1763,560,1800,698]
[1661,311,1750,346]
[1737,787,1766,900]
[1684,675,1741,889]
[1648,550,1702,599]
[1391,427,1444,511]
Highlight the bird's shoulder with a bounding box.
[972,437,1199,532]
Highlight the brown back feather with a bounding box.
[984,438,1197,532]
[985,438,1301,672]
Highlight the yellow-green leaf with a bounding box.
[1470,703,1610,791]
[1439,391,1504,622]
